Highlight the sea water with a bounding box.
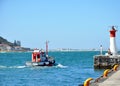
[0,51,105,86]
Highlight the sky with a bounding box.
[0,0,120,50]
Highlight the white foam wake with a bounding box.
[9,65,26,69]
[0,65,26,69]
[56,63,68,68]
[0,65,7,68]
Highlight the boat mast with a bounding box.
[46,41,49,56]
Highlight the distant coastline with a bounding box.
[49,48,108,52]
[0,36,31,52]
[0,36,119,53]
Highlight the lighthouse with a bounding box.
[94,26,120,69]
[109,26,117,55]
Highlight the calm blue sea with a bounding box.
[0,51,106,86]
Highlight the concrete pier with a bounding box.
[94,55,120,69]
[90,66,120,86]
[98,69,120,86]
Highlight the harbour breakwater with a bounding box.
[82,64,120,86]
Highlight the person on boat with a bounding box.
[41,49,45,57]
[108,48,112,55]
[41,56,47,62]
[40,49,48,62]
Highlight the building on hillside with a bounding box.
[14,40,21,46]
[0,44,12,51]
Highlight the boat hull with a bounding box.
[26,61,55,66]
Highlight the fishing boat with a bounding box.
[26,41,55,66]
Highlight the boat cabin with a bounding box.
[32,49,46,62]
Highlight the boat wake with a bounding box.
[0,64,67,69]
[56,63,68,68]
[0,65,7,68]
[0,65,26,69]
[9,65,26,69]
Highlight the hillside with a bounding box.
[0,36,31,52]
[0,36,14,46]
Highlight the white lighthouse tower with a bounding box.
[109,26,117,56]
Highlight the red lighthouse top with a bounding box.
[109,26,117,37]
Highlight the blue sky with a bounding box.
[0,0,120,50]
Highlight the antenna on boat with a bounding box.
[46,41,49,56]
